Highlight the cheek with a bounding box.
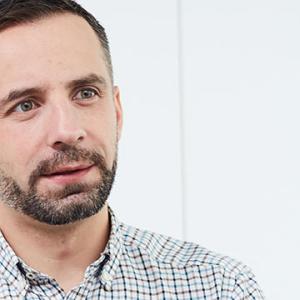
[0,126,38,183]
[86,109,118,163]
[0,128,22,161]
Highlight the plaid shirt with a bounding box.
[0,208,264,299]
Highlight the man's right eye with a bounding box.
[13,100,37,113]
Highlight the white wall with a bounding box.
[80,1,300,299]
[81,0,183,239]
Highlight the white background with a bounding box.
[80,1,300,299]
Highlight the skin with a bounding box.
[0,13,123,292]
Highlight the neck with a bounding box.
[0,203,110,292]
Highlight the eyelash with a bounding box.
[73,87,101,100]
[11,99,39,114]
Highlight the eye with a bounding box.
[74,88,98,100]
[14,100,37,113]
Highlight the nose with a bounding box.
[46,102,87,150]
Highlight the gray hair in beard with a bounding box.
[0,146,117,225]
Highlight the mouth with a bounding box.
[44,164,92,176]
[41,164,95,185]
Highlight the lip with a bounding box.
[41,164,94,185]
[43,164,93,176]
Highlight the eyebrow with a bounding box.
[0,73,108,107]
[66,73,107,90]
[0,87,45,108]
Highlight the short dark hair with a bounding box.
[0,0,113,82]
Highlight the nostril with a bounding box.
[50,129,86,148]
[52,141,80,151]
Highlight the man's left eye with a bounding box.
[74,88,98,100]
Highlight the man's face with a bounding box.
[0,14,122,225]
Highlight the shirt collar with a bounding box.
[0,230,22,286]
[84,206,124,288]
[0,206,124,290]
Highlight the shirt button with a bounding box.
[26,272,35,280]
[101,271,112,282]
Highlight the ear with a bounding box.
[113,86,123,141]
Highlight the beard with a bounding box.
[0,145,117,225]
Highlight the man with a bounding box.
[0,0,264,299]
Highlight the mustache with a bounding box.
[28,146,107,189]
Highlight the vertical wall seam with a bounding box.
[177,0,187,241]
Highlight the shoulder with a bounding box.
[118,223,264,299]
[120,222,251,277]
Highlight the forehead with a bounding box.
[0,13,109,90]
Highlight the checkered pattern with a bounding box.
[0,207,264,299]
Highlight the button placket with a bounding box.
[100,270,113,292]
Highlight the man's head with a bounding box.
[0,1,123,225]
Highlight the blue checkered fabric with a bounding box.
[0,207,264,299]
